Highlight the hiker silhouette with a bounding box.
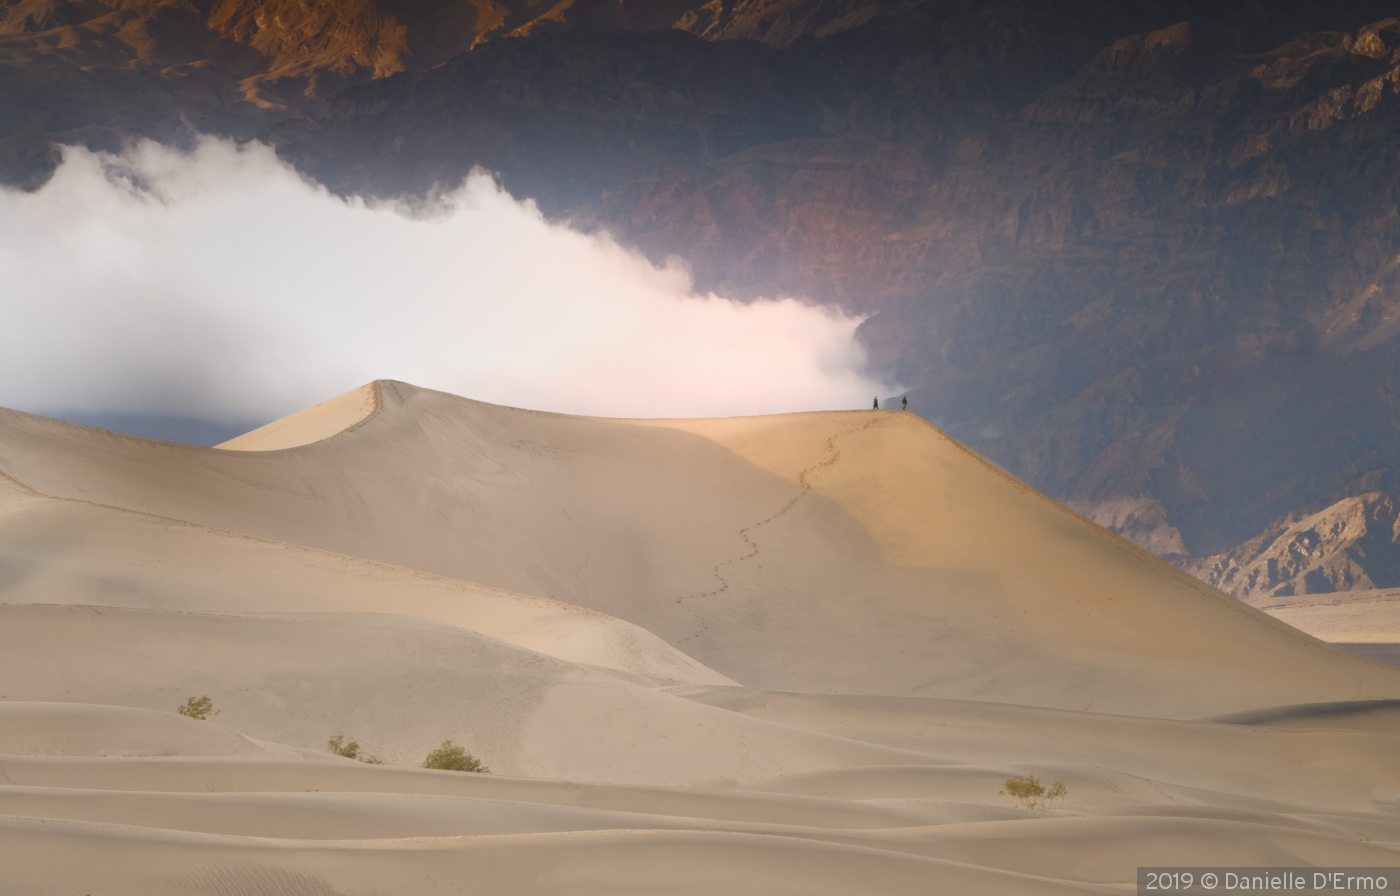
[902,396,907,411]
[873,397,879,409]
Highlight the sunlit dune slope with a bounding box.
[215,382,380,450]
[1,380,1396,716]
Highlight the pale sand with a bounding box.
[0,380,1398,893]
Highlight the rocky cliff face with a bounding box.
[675,0,924,45]
[8,0,1400,590]
[1187,492,1400,599]
[0,0,853,118]
[0,0,865,180]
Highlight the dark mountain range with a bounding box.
[7,0,1400,597]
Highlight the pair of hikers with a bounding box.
[873,397,908,411]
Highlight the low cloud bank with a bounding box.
[0,138,891,425]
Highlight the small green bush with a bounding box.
[328,733,384,765]
[422,739,489,773]
[327,733,360,759]
[176,695,217,721]
[999,775,1067,809]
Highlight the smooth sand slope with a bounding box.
[0,381,1398,894]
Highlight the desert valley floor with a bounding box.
[1,380,1398,894]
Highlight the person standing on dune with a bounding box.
[902,396,907,411]
[873,398,879,409]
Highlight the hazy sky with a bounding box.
[0,137,893,425]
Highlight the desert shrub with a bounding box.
[176,695,217,721]
[327,733,360,759]
[328,732,384,764]
[999,775,1067,809]
[422,739,489,773]
[1000,774,1043,806]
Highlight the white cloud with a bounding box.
[0,137,892,423]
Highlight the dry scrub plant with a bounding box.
[422,739,489,773]
[327,733,384,764]
[176,695,218,720]
[1000,775,1067,809]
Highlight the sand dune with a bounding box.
[1209,699,1400,735]
[0,485,731,686]
[679,688,1399,813]
[0,605,931,784]
[1,381,1394,715]
[1,381,1398,892]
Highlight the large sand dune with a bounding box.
[1,381,1398,893]
[2,381,1393,714]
